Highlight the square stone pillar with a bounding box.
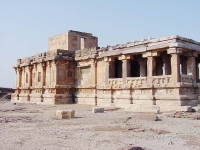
[180,56,187,74]
[42,63,46,86]
[105,61,109,84]
[139,59,147,77]
[28,66,33,87]
[147,56,156,77]
[122,59,130,83]
[163,55,171,75]
[142,51,160,78]
[118,55,132,84]
[104,57,114,84]
[15,67,22,87]
[168,48,182,82]
[185,51,197,83]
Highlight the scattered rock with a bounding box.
[0,118,7,123]
[126,126,145,132]
[93,126,123,132]
[0,116,41,123]
[104,107,120,111]
[192,115,200,120]
[116,145,144,150]
[56,110,75,119]
[114,117,131,124]
[132,113,159,121]
[149,128,170,134]
[92,107,104,113]
[192,106,200,112]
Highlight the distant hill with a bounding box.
[0,87,14,100]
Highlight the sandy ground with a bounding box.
[0,100,200,150]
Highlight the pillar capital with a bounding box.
[104,57,114,62]
[183,51,198,57]
[142,51,160,58]
[167,48,182,54]
[118,54,133,60]
[27,65,33,71]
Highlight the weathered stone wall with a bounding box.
[48,30,98,51]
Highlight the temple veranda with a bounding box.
[11,30,200,112]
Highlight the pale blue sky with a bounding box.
[0,0,200,87]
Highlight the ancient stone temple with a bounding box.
[12,30,200,112]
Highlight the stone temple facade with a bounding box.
[12,30,200,112]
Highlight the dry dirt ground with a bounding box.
[0,99,200,150]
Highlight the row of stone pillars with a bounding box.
[104,48,197,84]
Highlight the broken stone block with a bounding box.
[56,110,75,119]
[132,113,159,121]
[92,107,104,113]
[193,115,200,120]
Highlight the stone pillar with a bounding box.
[163,55,171,75]
[33,64,37,87]
[46,61,51,86]
[18,68,22,87]
[42,63,46,86]
[21,67,25,87]
[147,56,156,77]
[28,66,32,87]
[109,61,115,78]
[187,55,197,83]
[104,57,114,84]
[91,59,97,85]
[122,59,128,83]
[139,59,147,77]
[180,57,187,74]
[156,58,164,76]
[55,61,59,85]
[105,61,109,84]
[168,48,182,82]
[119,55,132,84]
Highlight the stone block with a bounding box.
[56,110,75,119]
[116,145,144,150]
[92,107,104,113]
[132,114,159,121]
[192,106,200,112]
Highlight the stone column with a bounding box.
[104,57,114,84]
[14,68,18,87]
[21,67,25,87]
[42,63,46,86]
[119,55,132,84]
[180,57,187,74]
[109,61,115,78]
[168,48,182,82]
[33,64,37,87]
[105,61,109,84]
[186,52,197,83]
[122,59,128,83]
[28,66,33,87]
[55,61,59,85]
[91,59,97,85]
[163,55,171,75]
[18,68,22,87]
[139,59,147,77]
[147,56,156,77]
